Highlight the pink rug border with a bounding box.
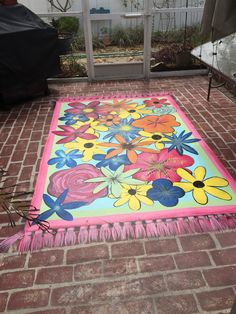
[25,93,236,231]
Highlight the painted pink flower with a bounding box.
[47,164,107,203]
[124,149,194,182]
[53,124,97,144]
[65,101,107,119]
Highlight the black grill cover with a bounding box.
[0,4,60,90]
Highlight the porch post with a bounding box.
[143,0,152,79]
[82,0,95,81]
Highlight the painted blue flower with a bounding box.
[162,131,201,155]
[36,189,86,222]
[103,118,141,142]
[48,150,82,169]
[93,149,131,171]
[147,179,185,207]
[59,113,89,125]
[153,105,176,116]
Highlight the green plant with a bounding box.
[52,16,79,34]
[111,25,144,47]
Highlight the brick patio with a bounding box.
[0,76,236,314]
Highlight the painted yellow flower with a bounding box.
[139,130,170,150]
[64,138,104,162]
[114,184,153,211]
[174,166,232,205]
[119,104,152,119]
[74,118,108,137]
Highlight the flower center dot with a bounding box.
[128,189,136,195]
[54,205,61,211]
[121,143,135,150]
[152,135,162,140]
[193,181,205,188]
[84,143,94,148]
[107,119,113,122]
[128,110,136,113]
[153,101,160,104]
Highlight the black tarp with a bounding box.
[0,4,60,91]
[201,0,236,42]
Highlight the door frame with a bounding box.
[82,0,152,81]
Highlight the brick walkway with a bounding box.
[0,76,236,314]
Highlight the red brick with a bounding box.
[0,270,35,290]
[51,284,93,305]
[0,212,21,224]
[145,238,179,255]
[103,258,137,276]
[24,153,38,165]
[20,166,33,181]
[166,270,205,291]
[174,251,211,269]
[8,289,50,310]
[28,142,40,152]
[11,150,25,162]
[111,242,144,258]
[203,266,236,287]
[0,293,8,312]
[28,250,64,267]
[67,244,109,264]
[70,304,113,314]
[139,255,175,272]
[36,266,73,284]
[216,231,236,247]
[15,139,28,150]
[113,299,154,314]
[1,145,14,156]
[211,248,236,265]
[197,288,235,311]
[74,262,103,281]
[94,276,166,301]
[20,129,32,139]
[0,254,26,270]
[0,224,24,239]
[179,234,215,251]
[155,294,198,314]
[31,131,43,141]
[28,309,66,314]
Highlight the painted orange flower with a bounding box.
[101,99,136,113]
[99,114,121,126]
[98,135,159,163]
[132,115,180,133]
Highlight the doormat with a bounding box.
[3,93,236,252]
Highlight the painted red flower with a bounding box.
[124,149,194,182]
[144,98,169,108]
[53,125,97,144]
[65,101,107,119]
[47,164,108,203]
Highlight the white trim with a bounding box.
[82,0,95,81]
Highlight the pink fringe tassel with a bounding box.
[78,226,88,244]
[0,231,23,252]
[43,231,54,248]
[30,231,43,251]
[89,225,99,242]
[146,220,158,238]
[121,222,134,240]
[112,223,122,240]
[15,213,236,252]
[54,228,65,247]
[65,228,76,246]
[135,221,146,238]
[100,224,111,241]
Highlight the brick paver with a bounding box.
[0,76,236,313]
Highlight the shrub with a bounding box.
[52,16,79,34]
